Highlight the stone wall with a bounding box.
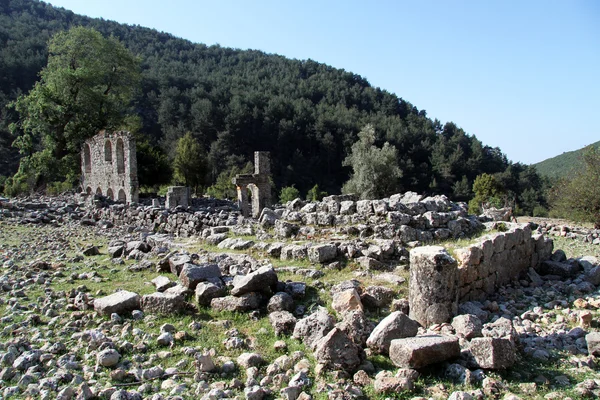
[81,131,138,204]
[409,223,554,323]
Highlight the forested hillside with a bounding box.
[0,0,545,211]
[534,141,600,180]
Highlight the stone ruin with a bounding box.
[232,151,272,218]
[165,186,190,209]
[81,130,139,204]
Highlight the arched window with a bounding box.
[86,187,92,195]
[84,144,92,173]
[96,187,103,196]
[116,138,125,174]
[118,189,127,203]
[106,188,114,200]
[104,140,112,162]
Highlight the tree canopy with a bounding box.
[8,24,140,187]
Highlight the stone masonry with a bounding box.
[165,186,190,209]
[232,152,272,218]
[81,130,139,204]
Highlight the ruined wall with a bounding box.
[448,224,553,303]
[232,151,272,218]
[81,131,138,204]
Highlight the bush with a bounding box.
[279,186,300,204]
[46,180,74,195]
[306,184,327,202]
[533,205,549,218]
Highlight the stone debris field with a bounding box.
[1,192,600,400]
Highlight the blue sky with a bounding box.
[47,0,599,164]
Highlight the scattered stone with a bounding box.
[366,311,419,354]
[94,291,140,316]
[389,335,460,369]
[141,292,185,314]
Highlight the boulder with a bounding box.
[269,311,297,336]
[366,312,419,354]
[293,307,335,350]
[337,310,374,347]
[195,281,226,306]
[210,293,261,312]
[469,337,515,369]
[205,233,228,246]
[231,266,278,296]
[267,292,294,312]
[151,276,176,292]
[536,260,580,278]
[141,292,185,314]
[373,372,413,393]
[332,289,363,314]
[178,263,221,290]
[168,254,192,276]
[313,328,363,372]
[274,220,300,238]
[97,349,120,367]
[307,244,338,264]
[389,335,460,369]
[451,314,483,339]
[361,286,395,309]
[94,291,140,316]
[586,332,600,356]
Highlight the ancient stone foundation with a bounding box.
[232,152,272,218]
[166,186,190,209]
[409,223,554,327]
[81,130,138,204]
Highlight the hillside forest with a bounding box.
[2,0,591,222]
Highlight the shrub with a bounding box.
[306,184,327,202]
[279,186,300,204]
[533,205,549,218]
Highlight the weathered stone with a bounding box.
[94,291,140,316]
[210,293,261,312]
[269,311,297,336]
[409,246,458,327]
[231,266,277,296]
[481,317,517,343]
[97,349,120,367]
[168,254,192,276]
[332,289,363,314]
[237,352,265,368]
[195,281,226,306]
[274,220,300,238]
[313,328,363,372]
[141,292,185,314]
[217,237,255,250]
[307,244,337,264]
[585,332,600,356]
[82,246,100,256]
[178,263,221,290]
[285,282,306,299]
[470,337,515,369]
[536,260,580,278]
[293,307,335,350]
[373,372,413,393]
[151,276,176,292]
[389,335,460,369]
[267,292,294,312]
[337,310,374,347]
[361,285,395,309]
[366,311,419,354]
[451,314,483,339]
[586,266,600,286]
[205,233,228,246]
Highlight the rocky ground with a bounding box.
[1,206,600,400]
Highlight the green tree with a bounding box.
[468,173,504,214]
[279,186,300,203]
[550,145,600,227]
[206,162,253,200]
[9,26,140,188]
[342,124,402,199]
[173,132,207,194]
[306,184,327,202]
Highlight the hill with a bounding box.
[533,141,600,180]
[0,0,544,208]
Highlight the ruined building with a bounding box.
[81,131,139,204]
[232,152,272,218]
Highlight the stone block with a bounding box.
[307,244,338,264]
[179,263,221,290]
[141,292,185,314]
[389,335,460,369]
[94,290,140,316]
[470,337,515,369]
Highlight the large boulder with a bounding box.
[293,307,335,350]
[269,311,297,336]
[366,312,419,354]
[210,293,261,312]
[536,260,580,278]
[94,291,140,316]
[307,244,338,264]
[179,263,221,290]
[313,328,363,372]
[586,332,600,356]
[195,281,226,306]
[469,337,515,369]
[451,314,483,339]
[332,289,363,314]
[141,292,185,314]
[231,266,278,296]
[337,310,374,347]
[168,254,192,276]
[389,335,460,369]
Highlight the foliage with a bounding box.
[206,163,253,200]
[173,132,206,194]
[534,140,600,179]
[549,145,600,227]
[135,134,172,189]
[342,125,402,199]
[279,186,300,204]
[0,0,544,204]
[533,205,549,218]
[468,173,504,214]
[8,25,140,187]
[306,184,327,202]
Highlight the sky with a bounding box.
[46,0,599,165]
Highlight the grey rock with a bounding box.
[366,311,419,354]
[231,266,277,296]
[151,276,176,292]
[451,314,483,339]
[269,311,297,336]
[195,281,226,306]
[389,335,460,369]
[307,244,338,264]
[293,307,335,350]
[470,337,515,369]
[586,332,600,356]
[94,291,140,316]
[211,293,261,312]
[337,310,374,347]
[313,327,363,372]
[97,349,120,367]
[537,260,580,278]
[168,254,192,276]
[237,352,264,368]
[267,292,294,312]
[141,292,185,314]
[179,263,221,290]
